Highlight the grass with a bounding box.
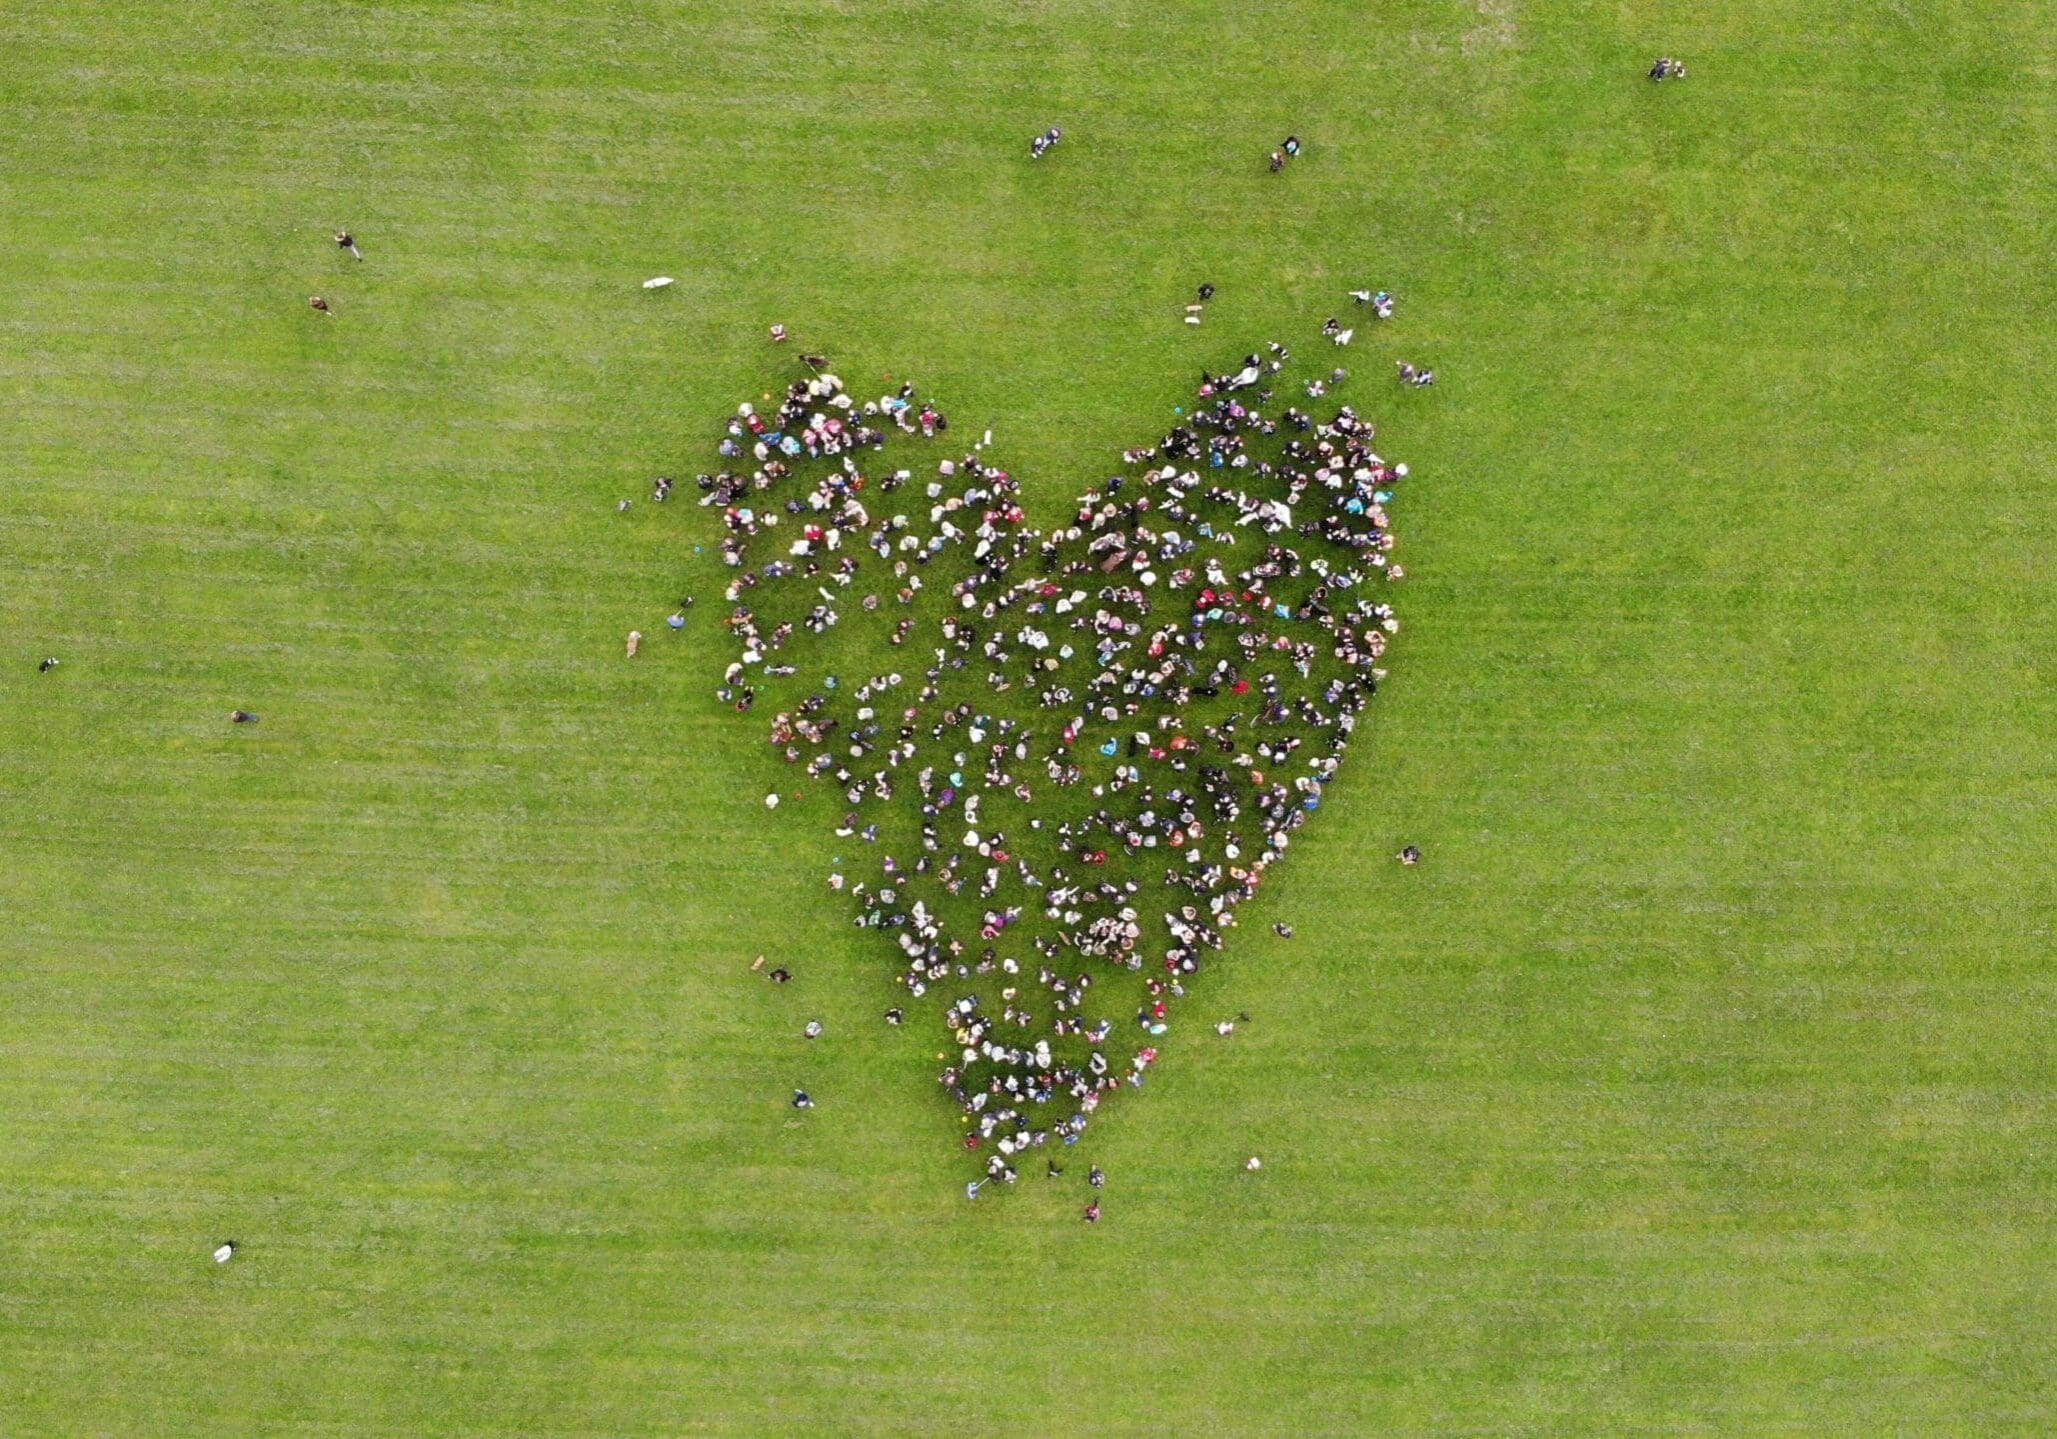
[1,0,2053,1431]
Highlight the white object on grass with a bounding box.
[642,276,675,289]
[213,1242,236,1263]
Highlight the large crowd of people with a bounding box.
[693,324,1419,1193]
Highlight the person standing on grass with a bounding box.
[335,230,361,260]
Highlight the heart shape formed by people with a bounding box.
[697,340,1411,1187]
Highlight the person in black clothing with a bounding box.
[230,710,258,723]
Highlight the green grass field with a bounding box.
[3,0,2053,1431]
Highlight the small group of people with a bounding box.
[1029,127,1063,159]
[1349,288,1396,320]
[1268,135,1302,172]
[1648,56,1687,81]
[306,228,362,319]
